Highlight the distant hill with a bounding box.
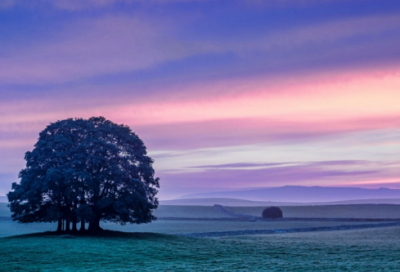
[161,197,400,206]
[326,198,400,205]
[160,198,302,206]
[180,186,400,203]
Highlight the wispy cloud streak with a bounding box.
[157,160,400,197]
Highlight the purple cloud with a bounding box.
[154,158,400,198]
[135,116,400,150]
[157,163,386,198]
[189,162,288,169]
[189,160,373,169]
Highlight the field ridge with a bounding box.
[183,222,400,237]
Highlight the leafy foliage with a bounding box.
[7,117,159,232]
[262,206,283,219]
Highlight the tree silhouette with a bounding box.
[262,206,283,219]
[7,117,159,233]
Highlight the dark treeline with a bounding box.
[7,117,159,233]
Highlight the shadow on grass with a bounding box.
[2,229,178,240]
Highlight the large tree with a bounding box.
[7,117,159,233]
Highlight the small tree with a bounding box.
[8,117,159,233]
[262,206,283,219]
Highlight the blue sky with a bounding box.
[1,0,400,199]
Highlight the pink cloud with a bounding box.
[69,65,400,128]
[135,115,400,150]
[1,66,400,149]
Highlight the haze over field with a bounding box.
[4,185,400,205]
[160,198,400,206]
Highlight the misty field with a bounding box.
[3,203,400,237]
[2,203,400,271]
[2,227,400,271]
[228,205,400,219]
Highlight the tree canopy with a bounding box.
[7,117,159,233]
[262,206,283,219]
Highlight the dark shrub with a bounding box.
[262,206,283,219]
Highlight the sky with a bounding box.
[0,0,400,199]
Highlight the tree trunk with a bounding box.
[66,220,71,232]
[57,218,62,232]
[79,219,85,232]
[71,201,78,232]
[88,217,102,233]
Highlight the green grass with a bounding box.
[103,220,379,234]
[1,218,380,238]
[1,227,400,271]
[2,203,400,271]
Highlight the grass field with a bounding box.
[0,203,10,217]
[1,203,397,238]
[229,204,400,218]
[2,203,400,271]
[155,204,400,219]
[1,227,400,271]
[3,203,400,220]
[2,203,400,237]
[154,205,231,218]
[1,216,382,238]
